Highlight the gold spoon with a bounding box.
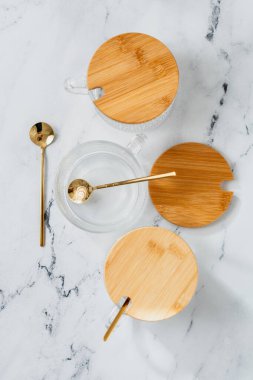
[104,297,131,342]
[68,171,176,204]
[30,122,55,246]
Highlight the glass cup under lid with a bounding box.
[55,140,147,233]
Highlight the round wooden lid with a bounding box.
[87,33,179,124]
[149,143,234,227]
[104,227,198,321]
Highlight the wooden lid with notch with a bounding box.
[87,33,179,124]
[149,143,234,227]
[105,227,198,321]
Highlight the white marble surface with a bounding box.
[1,0,253,379]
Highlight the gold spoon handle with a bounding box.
[95,171,176,190]
[103,297,131,342]
[40,148,45,247]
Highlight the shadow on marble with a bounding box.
[195,194,240,236]
[130,265,250,378]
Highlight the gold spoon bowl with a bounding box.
[30,122,54,149]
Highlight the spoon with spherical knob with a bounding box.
[68,172,176,204]
[30,122,55,246]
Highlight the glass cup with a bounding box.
[64,33,179,133]
[55,137,147,233]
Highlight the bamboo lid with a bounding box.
[149,143,234,227]
[87,33,179,124]
[104,227,198,321]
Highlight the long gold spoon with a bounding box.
[68,171,176,204]
[30,122,55,246]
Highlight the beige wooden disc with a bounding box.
[149,143,234,227]
[87,33,179,124]
[104,227,198,321]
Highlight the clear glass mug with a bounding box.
[64,76,176,132]
[55,136,147,233]
[65,33,179,132]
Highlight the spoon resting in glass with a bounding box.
[68,172,176,204]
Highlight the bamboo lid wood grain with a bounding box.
[104,227,198,321]
[149,143,234,227]
[87,33,179,124]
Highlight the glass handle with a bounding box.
[64,77,89,95]
[64,76,104,100]
[127,133,147,156]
